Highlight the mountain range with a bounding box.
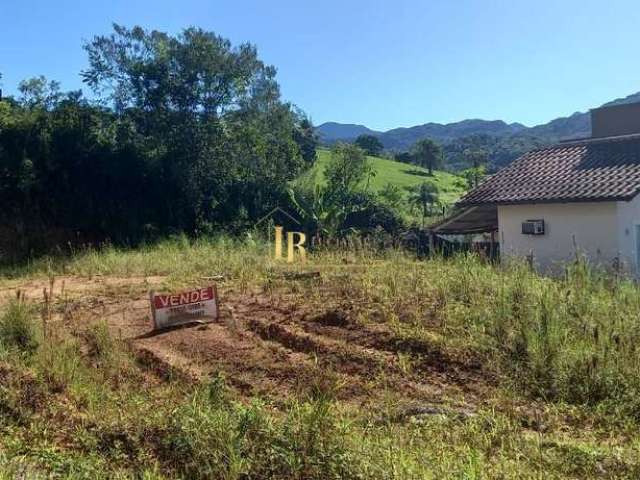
[316,91,640,168]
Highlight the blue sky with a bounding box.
[1,0,639,130]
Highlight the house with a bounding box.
[433,102,640,274]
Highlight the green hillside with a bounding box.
[305,149,467,205]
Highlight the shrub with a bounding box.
[35,338,83,393]
[342,192,405,234]
[84,321,123,378]
[0,300,38,354]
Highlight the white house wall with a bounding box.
[497,202,619,273]
[616,194,640,273]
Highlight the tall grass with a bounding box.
[0,300,39,354]
[0,235,272,282]
[332,252,640,415]
[3,238,640,476]
[162,377,361,479]
[6,236,640,413]
[5,237,640,413]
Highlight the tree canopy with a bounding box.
[289,143,376,236]
[462,146,488,187]
[0,24,318,260]
[354,134,384,156]
[409,182,440,227]
[411,138,443,175]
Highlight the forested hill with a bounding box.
[315,122,378,140]
[317,91,640,170]
[317,91,640,147]
[317,119,527,148]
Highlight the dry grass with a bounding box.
[0,237,639,478]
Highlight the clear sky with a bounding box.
[1,0,639,131]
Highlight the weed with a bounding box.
[3,239,640,477]
[35,338,83,393]
[0,300,39,354]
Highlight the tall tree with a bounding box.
[18,76,63,109]
[463,147,488,187]
[412,138,442,175]
[81,24,306,232]
[324,143,372,199]
[354,134,383,156]
[0,25,316,260]
[293,114,319,166]
[409,182,439,227]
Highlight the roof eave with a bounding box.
[457,193,639,208]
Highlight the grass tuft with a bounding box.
[0,300,39,354]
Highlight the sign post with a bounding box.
[149,285,219,330]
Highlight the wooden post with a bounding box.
[42,288,49,340]
[527,250,535,271]
[149,290,156,330]
[490,230,496,262]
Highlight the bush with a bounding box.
[342,192,405,234]
[84,321,123,379]
[0,300,38,354]
[35,338,83,393]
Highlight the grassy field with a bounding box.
[303,149,468,206]
[0,237,640,478]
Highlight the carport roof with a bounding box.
[430,204,497,234]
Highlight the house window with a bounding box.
[522,219,545,235]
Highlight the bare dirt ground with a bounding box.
[0,275,492,413]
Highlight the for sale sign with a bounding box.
[150,285,218,330]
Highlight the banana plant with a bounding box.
[287,185,349,238]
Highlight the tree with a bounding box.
[463,147,488,187]
[0,25,315,259]
[461,165,487,189]
[81,24,306,233]
[293,114,318,166]
[289,143,372,236]
[412,138,442,175]
[394,151,413,164]
[324,143,372,199]
[18,76,63,109]
[354,134,383,156]
[409,182,439,227]
[0,73,10,126]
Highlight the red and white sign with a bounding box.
[150,285,218,330]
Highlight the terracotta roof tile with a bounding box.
[458,134,640,206]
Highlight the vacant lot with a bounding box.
[0,237,639,478]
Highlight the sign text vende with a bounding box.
[150,285,218,330]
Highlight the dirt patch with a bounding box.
[311,309,351,328]
[0,276,493,410]
[134,347,199,383]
